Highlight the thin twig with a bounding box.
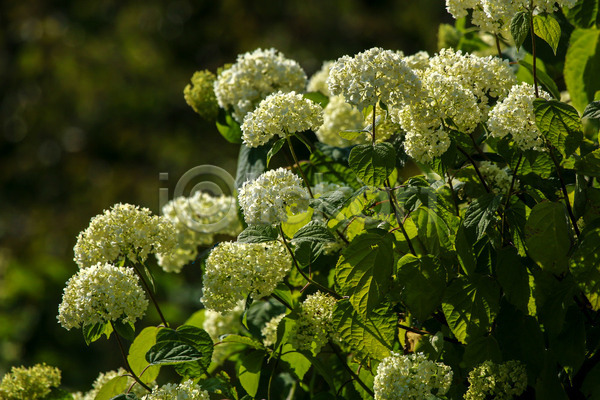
[271,292,293,311]
[457,145,491,193]
[286,135,314,198]
[529,3,539,97]
[494,33,503,57]
[132,264,168,327]
[330,342,374,398]
[386,179,417,255]
[111,321,153,393]
[548,146,580,238]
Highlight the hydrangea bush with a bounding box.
[5,1,600,399]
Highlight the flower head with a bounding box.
[238,168,310,225]
[291,292,337,354]
[74,203,176,269]
[201,241,292,312]
[327,47,422,110]
[262,313,286,347]
[479,161,518,194]
[156,192,242,273]
[142,380,209,400]
[307,61,335,96]
[487,82,552,150]
[214,48,307,123]
[316,95,367,147]
[184,70,219,121]
[373,352,453,400]
[241,91,324,147]
[465,360,527,400]
[58,262,148,330]
[0,363,61,400]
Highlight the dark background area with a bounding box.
[0,0,452,390]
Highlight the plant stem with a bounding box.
[529,5,539,98]
[457,145,491,193]
[330,342,374,398]
[286,135,314,198]
[111,321,153,393]
[278,225,341,299]
[271,292,293,311]
[132,264,169,327]
[386,184,417,256]
[372,103,377,145]
[501,154,523,239]
[548,146,581,238]
[494,33,502,57]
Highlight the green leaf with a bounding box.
[127,327,161,384]
[564,0,599,29]
[525,202,572,274]
[235,144,269,189]
[535,351,569,400]
[511,11,531,50]
[155,325,213,377]
[463,193,503,240]
[583,100,600,119]
[564,28,600,114]
[280,345,311,380]
[216,108,243,144]
[441,275,501,344]
[534,99,583,156]
[82,321,113,345]
[304,91,329,108]
[221,334,265,350]
[570,228,600,310]
[291,221,335,265]
[575,148,600,177]
[395,254,446,321]
[518,59,560,100]
[335,231,394,315]
[113,319,135,342]
[348,143,396,187]
[496,246,530,313]
[533,14,561,54]
[266,138,285,167]
[455,225,477,276]
[238,350,264,397]
[412,206,457,258]
[549,305,585,374]
[94,376,129,400]
[237,225,279,243]
[44,388,75,400]
[462,336,502,371]
[146,341,204,365]
[331,300,396,361]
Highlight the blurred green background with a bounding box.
[0,0,451,391]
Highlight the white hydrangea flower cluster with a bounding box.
[403,51,431,71]
[291,292,337,354]
[57,262,148,330]
[365,103,403,142]
[0,363,61,400]
[446,0,577,33]
[465,360,527,400]
[488,82,552,150]
[479,161,519,194]
[241,91,324,147]
[142,380,209,400]
[72,368,152,400]
[307,61,334,96]
[374,352,453,400]
[73,203,176,269]
[316,95,367,147]
[201,241,292,312]
[327,47,422,110]
[238,168,310,225]
[156,192,242,273]
[214,48,307,123]
[261,313,286,347]
[427,48,517,116]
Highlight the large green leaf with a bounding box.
[575,148,600,177]
[441,275,501,344]
[82,321,113,345]
[291,221,335,265]
[525,202,572,274]
[235,144,269,189]
[463,193,503,241]
[266,137,285,167]
[462,336,502,371]
[216,108,243,144]
[146,341,204,365]
[564,28,600,114]
[237,225,279,243]
[395,254,446,321]
[548,305,585,374]
[238,350,265,398]
[518,59,560,100]
[411,206,457,258]
[127,327,160,384]
[335,231,394,315]
[348,143,396,187]
[564,0,600,28]
[511,11,531,50]
[331,300,396,361]
[535,351,569,400]
[533,99,583,156]
[533,14,561,54]
[496,246,530,313]
[94,376,129,400]
[570,227,600,309]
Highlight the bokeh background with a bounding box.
[0,0,452,390]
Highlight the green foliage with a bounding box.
[534,99,583,156]
[533,14,562,54]
[348,143,396,187]
[511,11,531,50]
[565,28,600,113]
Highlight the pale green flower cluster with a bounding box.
[184,70,219,121]
[57,262,148,330]
[316,95,366,147]
[214,48,307,123]
[446,0,577,33]
[403,51,431,71]
[373,352,453,400]
[479,161,518,194]
[142,380,209,400]
[0,363,61,400]
[291,292,337,354]
[327,47,422,110]
[156,192,242,273]
[464,360,527,400]
[261,313,286,347]
[487,82,552,150]
[307,61,334,96]
[73,203,176,269]
[365,104,402,143]
[201,241,292,312]
[72,368,152,400]
[238,168,310,225]
[241,91,324,147]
